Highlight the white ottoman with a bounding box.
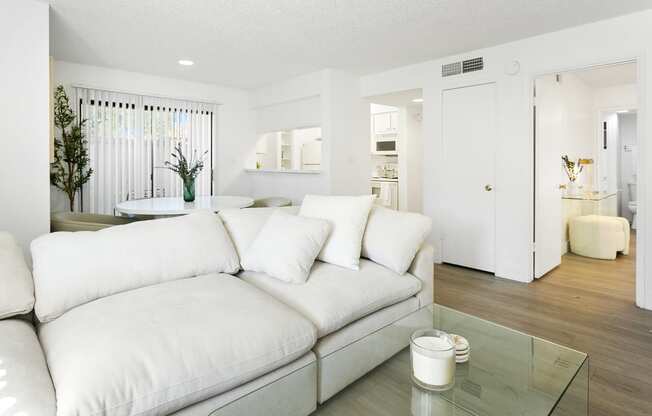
[569,215,630,260]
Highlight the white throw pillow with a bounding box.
[242,211,330,284]
[0,232,35,319]
[362,206,432,274]
[31,211,239,323]
[299,195,374,270]
[219,206,299,260]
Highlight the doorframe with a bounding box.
[594,106,634,200]
[531,58,648,309]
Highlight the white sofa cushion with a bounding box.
[0,232,35,319]
[38,274,317,416]
[31,211,239,323]
[240,259,422,337]
[299,195,374,270]
[0,319,56,416]
[219,206,300,260]
[242,211,331,284]
[361,206,432,274]
[315,297,419,357]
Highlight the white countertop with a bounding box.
[371,177,399,182]
[115,196,254,216]
[245,168,321,175]
[562,192,617,201]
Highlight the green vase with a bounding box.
[183,177,196,202]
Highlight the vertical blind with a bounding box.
[74,87,215,215]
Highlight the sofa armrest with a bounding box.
[409,244,434,307]
[0,232,35,319]
[0,319,56,416]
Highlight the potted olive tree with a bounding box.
[50,85,93,211]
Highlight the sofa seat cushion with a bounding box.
[240,259,422,338]
[38,274,317,416]
[0,319,56,416]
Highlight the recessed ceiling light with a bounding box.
[178,60,194,66]
[412,98,424,103]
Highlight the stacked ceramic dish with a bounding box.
[451,334,470,363]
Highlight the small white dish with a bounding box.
[450,334,469,350]
[451,334,470,363]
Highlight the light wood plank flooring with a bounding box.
[435,232,652,416]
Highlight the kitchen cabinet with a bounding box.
[372,111,398,135]
[277,132,292,170]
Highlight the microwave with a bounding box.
[372,135,398,155]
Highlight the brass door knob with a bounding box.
[485,184,493,192]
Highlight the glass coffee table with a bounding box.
[314,304,588,416]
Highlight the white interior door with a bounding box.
[534,75,563,278]
[441,83,496,272]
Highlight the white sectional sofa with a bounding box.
[0,204,433,416]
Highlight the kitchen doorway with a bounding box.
[364,88,423,212]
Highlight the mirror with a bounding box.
[254,126,322,172]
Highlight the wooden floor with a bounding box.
[435,232,652,416]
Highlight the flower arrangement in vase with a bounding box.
[561,155,583,195]
[161,143,208,202]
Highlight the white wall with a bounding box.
[51,60,254,210]
[248,69,369,204]
[538,76,637,196]
[593,84,638,195]
[619,112,638,222]
[0,0,50,253]
[248,70,329,203]
[556,73,594,189]
[405,105,423,212]
[255,96,321,134]
[325,70,370,196]
[359,10,652,310]
[594,84,638,110]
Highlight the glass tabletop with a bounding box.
[314,304,589,416]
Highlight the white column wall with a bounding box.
[0,0,51,254]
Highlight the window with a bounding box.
[76,88,215,214]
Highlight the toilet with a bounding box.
[628,182,637,230]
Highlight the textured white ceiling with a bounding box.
[51,0,652,89]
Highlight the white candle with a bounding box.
[411,336,455,387]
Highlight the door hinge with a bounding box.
[532,243,536,253]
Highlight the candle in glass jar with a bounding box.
[410,330,456,390]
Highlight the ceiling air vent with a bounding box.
[462,57,484,73]
[442,62,462,77]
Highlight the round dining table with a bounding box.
[115,195,254,217]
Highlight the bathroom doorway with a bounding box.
[534,61,639,303]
